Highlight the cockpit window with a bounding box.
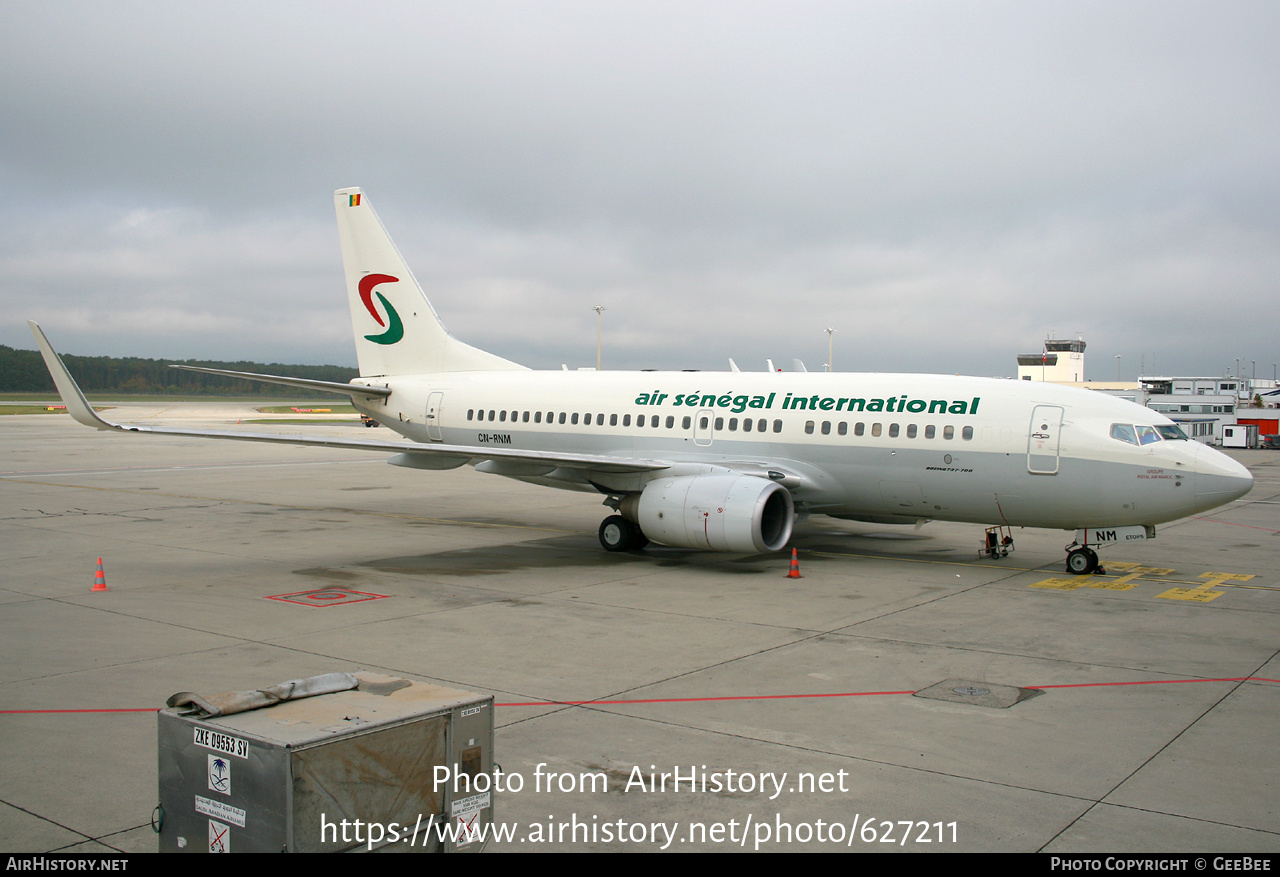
[1110,423,1138,445]
[1135,425,1160,445]
[1112,422,1188,445]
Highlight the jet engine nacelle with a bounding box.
[622,474,795,553]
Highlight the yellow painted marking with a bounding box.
[1199,572,1256,582]
[1033,564,1176,592]
[1089,573,1145,591]
[1031,577,1091,590]
[1157,572,1251,603]
[1085,567,1170,590]
[1158,587,1224,602]
[1121,566,1174,577]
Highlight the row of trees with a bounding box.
[0,345,357,395]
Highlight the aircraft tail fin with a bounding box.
[333,188,525,377]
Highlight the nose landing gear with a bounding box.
[1066,546,1098,575]
[1065,544,1105,576]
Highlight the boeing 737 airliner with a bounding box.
[28,187,1254,574]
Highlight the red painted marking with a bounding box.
[265,588,389,607]
[492,676,1280,708]
[0,708,156,714]
[6,678,1276,714]
[495,690,915,707]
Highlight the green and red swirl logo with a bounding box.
[359,274,404,345]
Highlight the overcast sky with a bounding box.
[2,1,1277,380]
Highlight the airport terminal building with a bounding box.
[1014,339,1264,445]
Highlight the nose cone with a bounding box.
[1194,444,1253,507]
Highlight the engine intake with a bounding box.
[622,474,794,553]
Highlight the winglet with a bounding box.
[27,322,127,431]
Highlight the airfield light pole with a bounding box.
[1115,355,1121,381]
[593,306,605,370]
[825,328,835,372]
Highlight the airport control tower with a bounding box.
[1017,338,1086,382]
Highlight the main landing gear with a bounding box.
[599,515,649,552]
[1065,544,1106,576]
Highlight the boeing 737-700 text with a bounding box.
[28,187,1254,574]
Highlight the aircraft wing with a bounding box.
[168,364,392,400]
[27,322,668,476]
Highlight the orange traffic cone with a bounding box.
[785,548,802,579]
[91,557,109,592]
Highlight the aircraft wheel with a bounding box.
[1066,547,1098,575]
[599,515,641,552]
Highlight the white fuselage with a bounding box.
[352,369,1253,531]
